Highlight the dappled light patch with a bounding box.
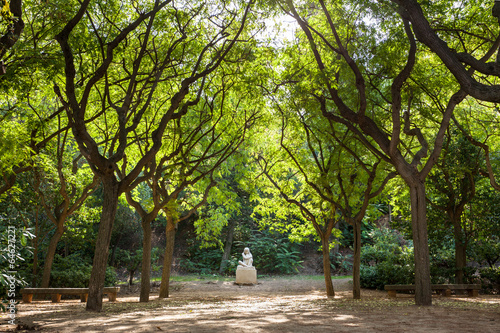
[7,278,498,332]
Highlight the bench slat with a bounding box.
[21,287,120,294]
[20,287,120,303]
[384,284,480,298]
[384,284,480,291]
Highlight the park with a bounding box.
[7,276,500,332]
[1,0,500,331]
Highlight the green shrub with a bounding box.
[0,221,34,311]
[330,252,353,275]
[359,227,484,289]
[429,245,455,284]
[234,230,303,275]
[275,246,304,275]
[478,267,500,294]
[50,254,117,287]
[360,228,414,289]
[470,237,500,268]
[339,222,374,248]
[179,247,223,275]
[181,229,304,275]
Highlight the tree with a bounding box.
[256,154,339,297]
[254,92,393,298]
[33,124,98,288]
[0,0,79,198]
[426,131,482,284]
[391,0,500,103]
[216,171,255,275]
[52,0,255,311]
[125,95,256,301]
[277,0,481,305]
[390,0,500,195]
[0,0,24,62]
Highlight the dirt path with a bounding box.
[2,277,499,332]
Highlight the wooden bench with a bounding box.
[384,284,480,298]
[20,287,120,303]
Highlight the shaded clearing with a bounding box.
[3,277,499,332]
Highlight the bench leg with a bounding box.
[442,289,451,297]
[80,293,88,302]
[108,292,117,302]
[51,294,62,303]
[22,294,33,303]
[387,290,397,298]
[467,289,478,297]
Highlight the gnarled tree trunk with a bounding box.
[453,222,467,284]
[86,176,120,312]
[408,181,432,306]
[139,216,153,302]
[40,225,65,288]
[219,218,236,274]
[159,214,176,298]
[352,221,361,299]
[32,207,40,287]
[321,237,334,298]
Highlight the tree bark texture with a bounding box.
[409,182,432,306]
[321,237,335,298]
[219,218,236,274]
[139,217,153,302]
[0,0,24,59]
[453,222,467,284]
[32,208,40,287]
[352,221,361,299]
[128,269,136,286]
[40,226,65,288]
[86,176,120,312]
[159,215,176,298]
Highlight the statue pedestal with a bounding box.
[235,266,257,284]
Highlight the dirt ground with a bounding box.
[2,277,499,332]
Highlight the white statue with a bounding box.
[238,247,253,267]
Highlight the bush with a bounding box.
[234,230,303,275]
[180,229,304,275]
[470,237,500,268]
[0,222,34,311]
[429,245,455,284]
[359,227,485,289]
[274,246,304,275]
[360,228,414,290]
[50,254,117,287]
[478,267,500,294]
[179,247,223,275]
[330,252,353,275]
[339,222,374,248]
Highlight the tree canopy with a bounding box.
[1,0,500,311]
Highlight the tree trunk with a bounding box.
[321,237,335,298]
[139,217,153,302]
[219,218,236,274]
[408,182,432,306]
[40,226,64,288]
[109,238,120,268]
[453,222,466,284]
[352,221,361,299]
[86,176,120,312]
[159,215,176,298]
[128,269,135,286]
[32,207,40,287]
[0,0,24,59]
